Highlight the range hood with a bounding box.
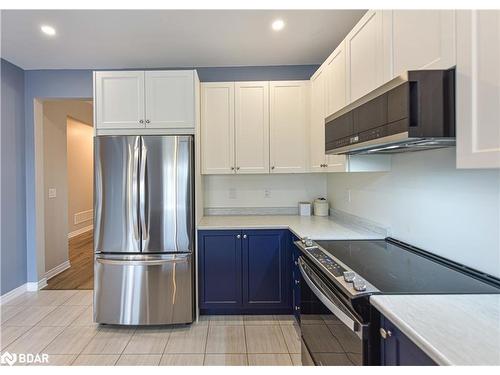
[325,69,455,155]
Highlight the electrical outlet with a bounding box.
[264,189,271,198]
[229,188,237,199]
[48,188,57,199]
[345,189,351,203]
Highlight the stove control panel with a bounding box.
[343,271,356,282]
[294,239,380,297]
[306,247,346,277]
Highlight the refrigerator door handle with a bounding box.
[139,141,149,241]
[131,138,140,241]
[95,255,189,266]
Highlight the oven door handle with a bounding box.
[299,258,362,337]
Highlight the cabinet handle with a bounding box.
[295,306,300,311]
[236,167,240,170]
[379,328,392,339]
[294,261,298,266]
[294,280,300,285]
[139,120,144,124]
[236,234,241,239]
[145,119,150,124]
[231,167,235,171]
[243,234,247,239]
[271,166,275,170]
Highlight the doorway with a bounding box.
[40,99,94,290]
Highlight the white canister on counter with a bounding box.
[298,202,312,216]
[313,198,329,216]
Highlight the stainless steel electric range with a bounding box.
[294,237,500,366]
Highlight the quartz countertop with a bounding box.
[197,215,385,240]
[370,294,500,365]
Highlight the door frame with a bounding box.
[32,97,93,290]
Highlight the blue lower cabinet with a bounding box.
[198,229,292,314]
[242,230,290,312]
[380,316,436,366]
[198,230,242,311]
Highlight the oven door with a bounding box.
[299,256,368,366]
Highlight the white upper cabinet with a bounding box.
[234,82,270,174]
[145,71,194,128]
[201,82,235,174]
[456,10,500,169]
[325,41,347,117]
[310,69,327,172]
[270,81,309,173]
[391,10,456,77]
[345,10,392,103]
[95,70,195,130]
[95,71,145,129]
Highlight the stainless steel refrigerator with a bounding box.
[93,135,194,325]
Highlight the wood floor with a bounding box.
[44,230,94,290]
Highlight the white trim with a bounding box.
[34,98,47,285]
[45,260,71,280]
[68,224,93,239]
[27,278,47,292]
[74,209,93,225]
[0,284,28,304]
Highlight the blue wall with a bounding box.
[16,64,317,289]
[1,59,27,294]
[24,69,93,282]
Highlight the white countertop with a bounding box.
[198,215,385,240]
[370,294,500,365]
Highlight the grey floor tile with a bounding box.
[208,315,244,326]
[81,326,135,354]
[160,354,204,366]
[164,324,208,354]
[44,325,100,354]
[205,325,246,354]
[4,325,65,354]
[281,324,301,353]
[248,353,293,366]
[72,354,119,366]
[3,305,57,326]
[123,327,171,354]
[243,315,277,325]
[245,325,288,354]
[204,354,248,366]
[36,305,87,326]
[116,354,161,366]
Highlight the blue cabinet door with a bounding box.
[242,230,291,312]
[380,316,436,366]
[198,230,242,310]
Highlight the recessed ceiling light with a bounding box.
[271,19,285,31]
[41,25,56,36]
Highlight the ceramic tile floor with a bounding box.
[1,290,301,366]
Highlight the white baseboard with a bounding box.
[45,260,71,280]
[68,224,93,239]
[0,283,27,304]
[0,278,49,304]
[27,278,47,292]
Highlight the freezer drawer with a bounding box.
[94,253,193,325]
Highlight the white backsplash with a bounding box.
[327,148,500,278]
[204,173,328,209]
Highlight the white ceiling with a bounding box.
[1,9,366,70]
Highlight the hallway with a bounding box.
[44,231,93,290]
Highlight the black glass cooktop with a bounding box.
[315,239,500,295]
